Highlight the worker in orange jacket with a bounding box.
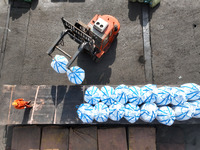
[12,98,32,109]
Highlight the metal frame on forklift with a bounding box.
[47,18,94,69]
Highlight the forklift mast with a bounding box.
[47,18,94,69]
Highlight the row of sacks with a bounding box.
[77,101,200,126]
[84,83,200,106]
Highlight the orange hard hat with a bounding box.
[12,101,18,106]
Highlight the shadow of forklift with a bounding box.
[129,0,160,8]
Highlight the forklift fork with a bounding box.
[47,30,88,69]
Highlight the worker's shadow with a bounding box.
[128,1,160,26]
[77,39,118,85]
[10,0,38,20]
[22,107,32,124]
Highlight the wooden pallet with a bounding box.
[1,85,199,125]
[11,126,156,150]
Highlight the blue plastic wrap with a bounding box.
[77,103,94,123]
[140,103,158,123]
[156,106,175,126]
[100,86,116,106]
[84,86,101,105]
[115,84,130,104]
[109,102,125,121]
[181,83,200,100]
[51,55,68,73]
[128,86,143,105]
[124,103,140,123]
[94,102,109,122]
[66,66,85,84]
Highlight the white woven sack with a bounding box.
[140,84,158,103]
[173,102,196,121]
[77,103,94,123]
[115,84,130,104]
[181,83,200,100]
[156,106,175,126]
[94,102,109,122]
[84,86,101,105]
[156,86,172,106]
[66,66,85,84]
[127,86,142,105]
[51,55,68,73]
[124,103,140,123]
[101,86,116,106]
[170,87,187,106]
[140,103,158,123]
[109,102,125,121]
[190,101,200,118]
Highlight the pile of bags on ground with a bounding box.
[77,83,200,126]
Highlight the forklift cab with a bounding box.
[88,14,120,59]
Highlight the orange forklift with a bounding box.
[47,14,120,68]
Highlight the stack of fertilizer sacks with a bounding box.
[77,83,200,126]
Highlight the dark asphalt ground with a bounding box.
[0,0,200,149]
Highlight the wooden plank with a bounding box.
[156,126,185,150]
[128,127,156,150]
[157,143,185,150]
[32,85,56,124]
[9,85,38,124]
[69,126,97,150]
[2,84,200,125]
[56,85,83,124]
[11,126,41,150]
[40,126,69,150]
[0,85,15,125]
[98,127,127,150]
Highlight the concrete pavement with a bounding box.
[0,0,145,85]
[150,0,200,84]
